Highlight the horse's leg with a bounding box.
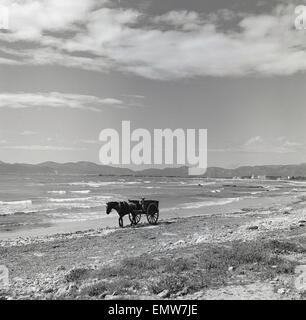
[116,204,124,228]
[130,211,135,226]
[119,216,123,228]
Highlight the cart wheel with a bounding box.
[129,212,141,225]
[146,203,159,225]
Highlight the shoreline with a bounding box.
[0,192,296,241]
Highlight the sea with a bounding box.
[1,174,306,233]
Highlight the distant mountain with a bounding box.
[38,161,134,175]
[206,164,306,178]
[1,161,306,178]
[0,161,54,174]
[139,166,189,177]
[0,161,133,175]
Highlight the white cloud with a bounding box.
[3,145,84,151]
[0,0,97,41]
[0,56,20,65]
[210,136,306,154]
[153,10,201,31]
[276,137,303,150]
[244,136,264,147]
[0,92,124,111]
[243,136,306,153]
[1,2,306,79]
[122,94,146,99]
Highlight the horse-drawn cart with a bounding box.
[106,198,159,227]
[128,199,159,226]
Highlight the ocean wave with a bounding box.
[69,181,142,188]
[0,200,32,206]
[47,191,67,195]
[47,195,112,203]
[0,200,33,216]
[181,198,241,209]
[211,189,222,193]
[289,181,306,185]
[162,197,241,212]
[268,187,280,191]
[47,197,92,203]
[69,181,114,188]
[71,190,91,194]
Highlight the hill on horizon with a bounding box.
[1,161,306,178]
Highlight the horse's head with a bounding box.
[106,202,113,214]
[106,201,117,215]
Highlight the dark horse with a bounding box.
[106,201,136,227]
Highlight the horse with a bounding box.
[106,201,136,227]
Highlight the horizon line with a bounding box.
[1,160,306,172]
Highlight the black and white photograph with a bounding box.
[1,0,306,305]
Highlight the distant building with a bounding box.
[257,175,266,180]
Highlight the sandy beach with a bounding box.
[2,188,306,300]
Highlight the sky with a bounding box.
[0,0,306,169]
